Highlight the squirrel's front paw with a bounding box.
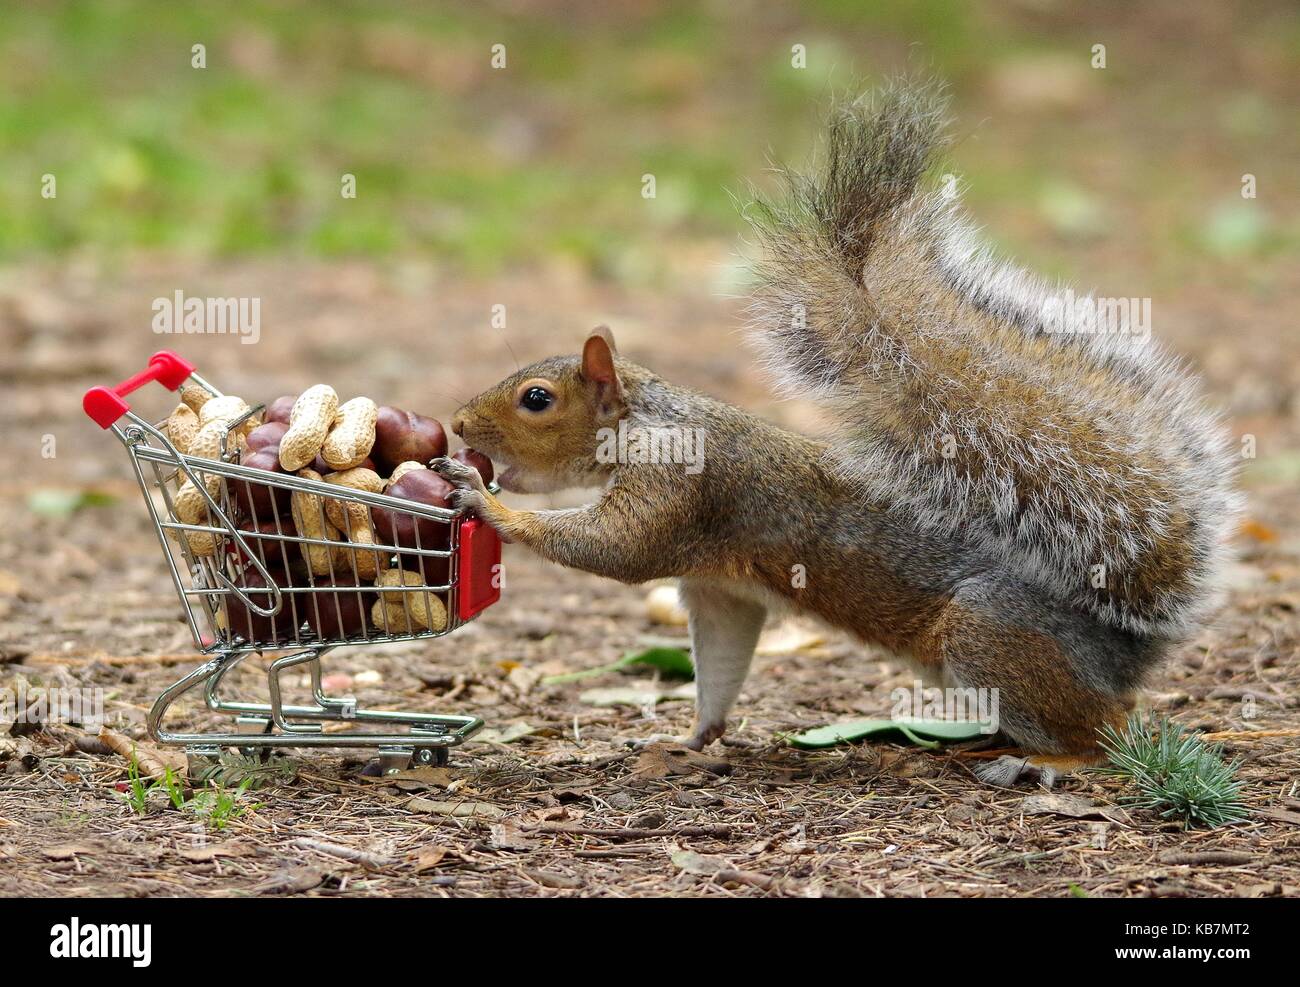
[447,486,487,516]
[430,456,489,494]
[431,457,489,516]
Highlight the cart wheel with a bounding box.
[239,746,273,764]
[413,746,448,768]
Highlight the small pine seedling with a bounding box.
[119,756,187,814]
[122,756,151,815]
[159,767,186,810]
[1099,713,1247,828]
[189,778,258,832]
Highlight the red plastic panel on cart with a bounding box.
[457,518,502,621]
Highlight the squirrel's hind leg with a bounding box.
[919,577,1139,787]
[676,579,767,751]
[974,752,1110,789]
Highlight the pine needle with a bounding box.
[1099,713,1248,829]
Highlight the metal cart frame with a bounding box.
[84,351,501,771]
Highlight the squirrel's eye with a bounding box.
[519,386,554,412]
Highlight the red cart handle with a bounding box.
[83,350,196,429]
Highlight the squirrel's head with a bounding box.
[450,326,628,493]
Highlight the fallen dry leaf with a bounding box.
[670,848,730,875]
[371,765,456,792]
[489,821,535,850]
[579,685,664,708]
[1021,792,1130,824]
[0,737,22,762]
[525,868,582,889]
[877,749,941,778]
[407,797,506,819]
[474,721,539,745]
[254,866,327,895]
[98,726,188,782]
[506,665,541,695]
[530,804,583,823]
[43,843,97,860]
[632,742,732,779]
[177,843,252,863]
[411,847,451,873]
[756,621,826,656]
[579,682,694,708]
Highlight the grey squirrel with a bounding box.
[432,80,1240,785]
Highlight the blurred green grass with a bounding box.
[0,0,1295,279]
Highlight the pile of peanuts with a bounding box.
[163,385,493,640]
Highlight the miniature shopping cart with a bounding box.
[83,351,501,771]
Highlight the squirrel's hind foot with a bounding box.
[623,726,720,753]
[974,752,1105,789]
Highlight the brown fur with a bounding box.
[917,598,1132,755]
[439,330,1154,773]
[431,81,1236,783]
[745,80,1237,639]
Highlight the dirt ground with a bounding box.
[0,250,1296,899]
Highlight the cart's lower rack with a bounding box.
[151,644,482,771]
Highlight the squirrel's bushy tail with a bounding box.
[745,79,1239,638]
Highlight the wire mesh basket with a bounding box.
[83,351,501,769]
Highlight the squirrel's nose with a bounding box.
[450,412,465,437]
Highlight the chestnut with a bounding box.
[297,573,379,641]
[223,565,302,645]
[264,395,297,425]
[246,420,289,452]
[372,467,453,585]
[231,447,292,518]
[227,517,297,574]
[372,406,447,473]
[451,447,494,486]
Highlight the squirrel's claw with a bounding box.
[623,725,722,752]
[447,485,487,516]
[974,755,1059,789]
[431,456,487,494]
[431,458,489,514]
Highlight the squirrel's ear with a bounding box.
[581,330,623,413]
[590,324,617,354]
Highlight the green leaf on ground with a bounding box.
[618,647,694,678]
[543,646,694,685]
[785,717,994,750]
[1199,201,1267,258]
[27,488,118,518]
